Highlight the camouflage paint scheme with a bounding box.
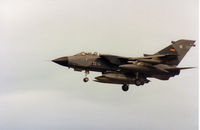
[52,39,195,91]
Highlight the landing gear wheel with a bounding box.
[83,77,89,82]
[135,79,145,86]
[83,70,89,82]
[122,84,129,92]
[135,79,141,86]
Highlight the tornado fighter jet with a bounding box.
[52,39,195,91]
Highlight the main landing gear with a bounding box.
[83,70,89,82]
[122,84,129,92]
[135,79,144,86]
[135,79,150,86]
[134,72,149,86]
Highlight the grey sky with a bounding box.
[1,0,198,130]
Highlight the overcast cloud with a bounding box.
[0,0,198,130]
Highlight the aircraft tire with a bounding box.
[83,77,89,82]
[122,84,129,91]
[135,79,141,86]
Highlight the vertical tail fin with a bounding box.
[155,39,195,65]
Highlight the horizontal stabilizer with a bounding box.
[166,67,195,70]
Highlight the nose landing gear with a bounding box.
[83,70,89,82]
[122,84,129,92]
[83,77,89,82]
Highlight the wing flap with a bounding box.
[129,54,177,61]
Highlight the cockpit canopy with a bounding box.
[74,52,99,56]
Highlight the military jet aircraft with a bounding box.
[52,39,195,91]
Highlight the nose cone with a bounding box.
[52,57,68,66]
